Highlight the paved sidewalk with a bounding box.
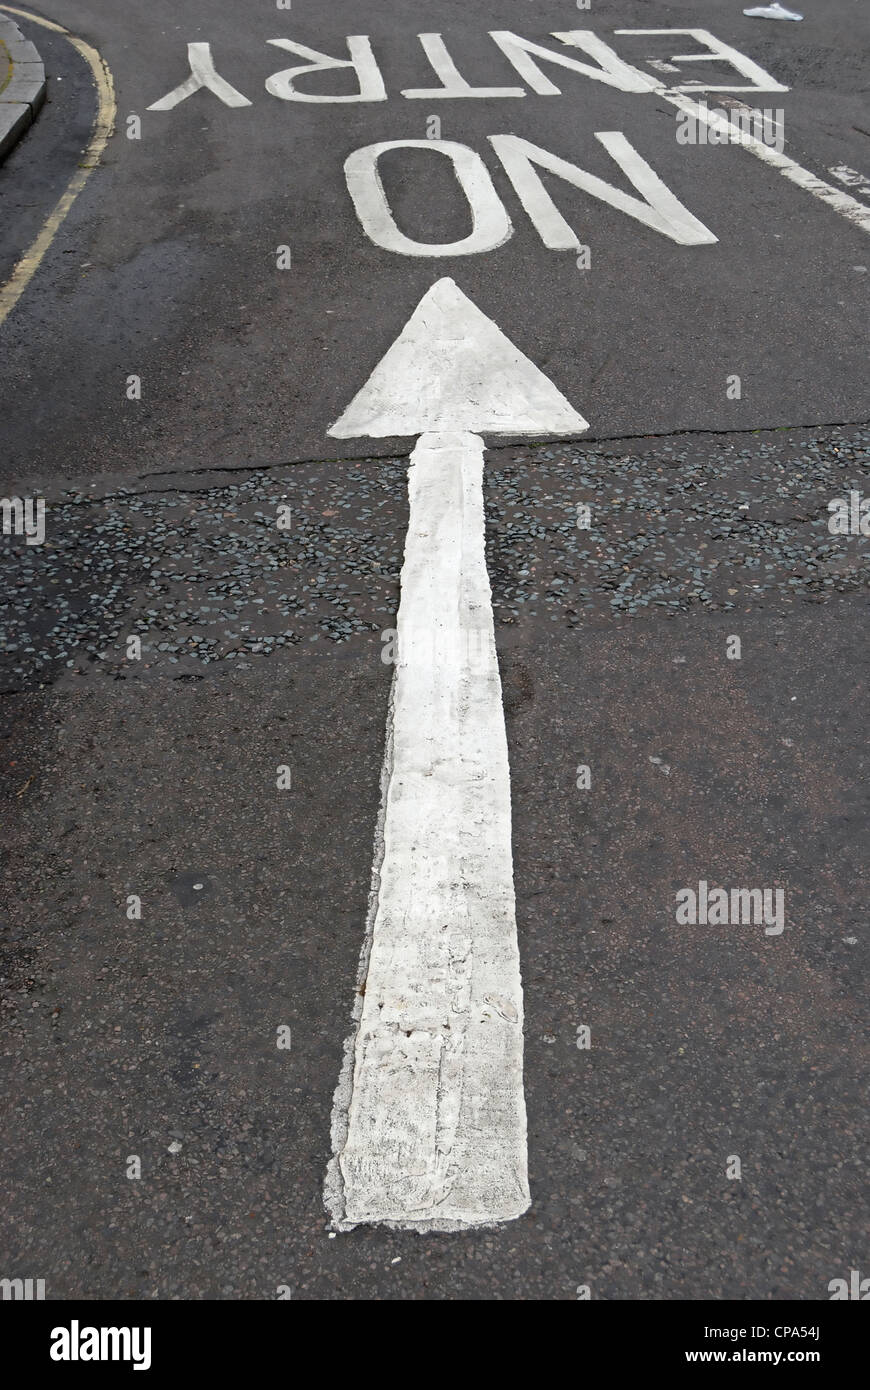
[0,12,45,160]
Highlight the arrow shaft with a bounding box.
[331,431,529,1229]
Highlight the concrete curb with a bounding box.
[0,12,46,161]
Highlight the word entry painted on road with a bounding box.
[145,28,870,241]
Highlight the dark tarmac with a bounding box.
[1,0,867,1300]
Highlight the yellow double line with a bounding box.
[0,4,115,326]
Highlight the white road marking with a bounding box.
[491,132,718,246]
[325,279,586,1230]
[616,27,870,232]
[344,140,513,258]
[146,27,866,239]
[329,276,586,439]
[345,130,717,257]
[662,93,870,236]
[401,33,525,100]
[147,42,252,111]
[614,27,789,92]
[489,29,659,94]
[828,165,870,199]
[266,36,387,103]
[328,430,528,1231]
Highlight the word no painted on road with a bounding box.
[146,28,870,242]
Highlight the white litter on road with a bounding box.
[743,4,803,19]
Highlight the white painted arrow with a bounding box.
[324,277,587,1231]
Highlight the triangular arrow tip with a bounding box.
[329,278,588,439]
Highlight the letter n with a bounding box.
[490,133,718,246]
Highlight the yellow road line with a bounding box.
[0,4,115,326]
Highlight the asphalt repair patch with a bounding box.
[1,424,867,693]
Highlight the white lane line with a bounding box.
[662,91,870,236]
[325,279,586,1230]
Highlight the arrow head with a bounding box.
[329,277,588,439]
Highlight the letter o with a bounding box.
[344,139,513,256]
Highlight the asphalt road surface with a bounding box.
[1,0,867,1300]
